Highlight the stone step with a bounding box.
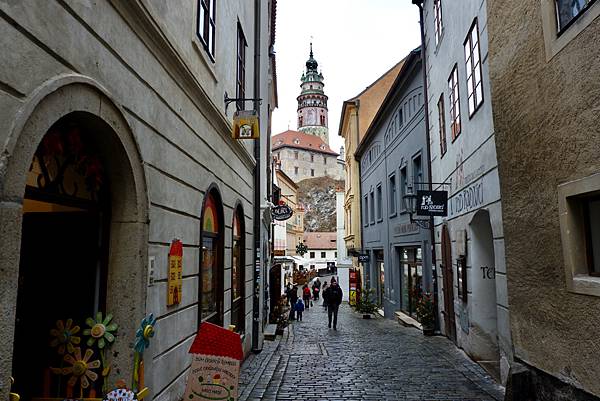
[264,323,278,341]
[395,310,423,330]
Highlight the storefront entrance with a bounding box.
[399,247,423,319]
[375,251,385,306]
[1,82,149,401]
[12,115,110,399]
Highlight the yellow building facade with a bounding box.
[275,168,304,255]
[338,60,404,263]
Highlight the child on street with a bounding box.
[295,297,305,321]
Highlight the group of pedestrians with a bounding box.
[285,276,343,330]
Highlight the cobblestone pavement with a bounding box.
[239,303,505,401]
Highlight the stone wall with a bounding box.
[487,0,600,397]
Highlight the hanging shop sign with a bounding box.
[184,322,244,401]
[232,110,260,139]
[358,254,370,263]
[167,239,183,306]
[416,190,448,217]
[271,204,293,221]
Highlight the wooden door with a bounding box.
[441,226,457,342]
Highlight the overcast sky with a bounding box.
[271,0,422,154]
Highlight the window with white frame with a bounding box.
[197,0,216,59]
[434,0,443,46]
[448,65,461,141]
[464,20,483,117]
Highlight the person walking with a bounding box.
[321,281,328,308]
[289,285,299,320]
[312,278,321,301]
[323,278,343,330]
[302,284,312,309]
[294,298,305,321]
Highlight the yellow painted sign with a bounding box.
[232,110,259,139]
[167,240,183,306]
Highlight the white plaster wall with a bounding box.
[0,0,273,399]
[424,0,512,382]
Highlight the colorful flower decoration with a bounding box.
[134,314,156,354]
[62,347,100,389]
[49,319,81,355]
[83,312,118,349]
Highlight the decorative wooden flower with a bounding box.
[83,312,118,349]
[49,319,81,355]
[62,347,100,389]
[134,314,156,354]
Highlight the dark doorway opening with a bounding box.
[12,114,110,399]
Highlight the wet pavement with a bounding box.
[239,302,504,401]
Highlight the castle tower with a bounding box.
[297,43,329,145]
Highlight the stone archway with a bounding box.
[0,77,148,398]
[468,209,500,375]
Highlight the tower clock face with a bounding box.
[306,109,316,125]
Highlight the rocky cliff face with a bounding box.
[297,177,344,232]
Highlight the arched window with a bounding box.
[200,187,224,326]
[231,205,245,333]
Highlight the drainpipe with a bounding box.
[413,0,440,332]
[252,0,262,352]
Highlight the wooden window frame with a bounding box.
[197,0,216,60]
[448,65,461,141]
[464,19,484,118]
[438,94,447,156]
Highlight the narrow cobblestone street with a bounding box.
[239,303,504,401]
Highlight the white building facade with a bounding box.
[0,1,276,400]
[423,0,512,384]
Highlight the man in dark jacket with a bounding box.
[323,278,343,330]
[288,285,299,320]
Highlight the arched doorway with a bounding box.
[200,186,224,326]
[1,81,148,400]
[230,204,245,333]
[12,114,112,398]
[469,210,500,364]
[441,225,457,342]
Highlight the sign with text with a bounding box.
[358,254,370,263]
[185,322,244,401]
[167,239,183,306]
[232,110,260,139]
[416,190,448,217]
[271,204,293,221]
